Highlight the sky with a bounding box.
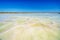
[0,0,60,12]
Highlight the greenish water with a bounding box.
[0,13,60,40]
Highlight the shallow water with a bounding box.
[0,13,60,40]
